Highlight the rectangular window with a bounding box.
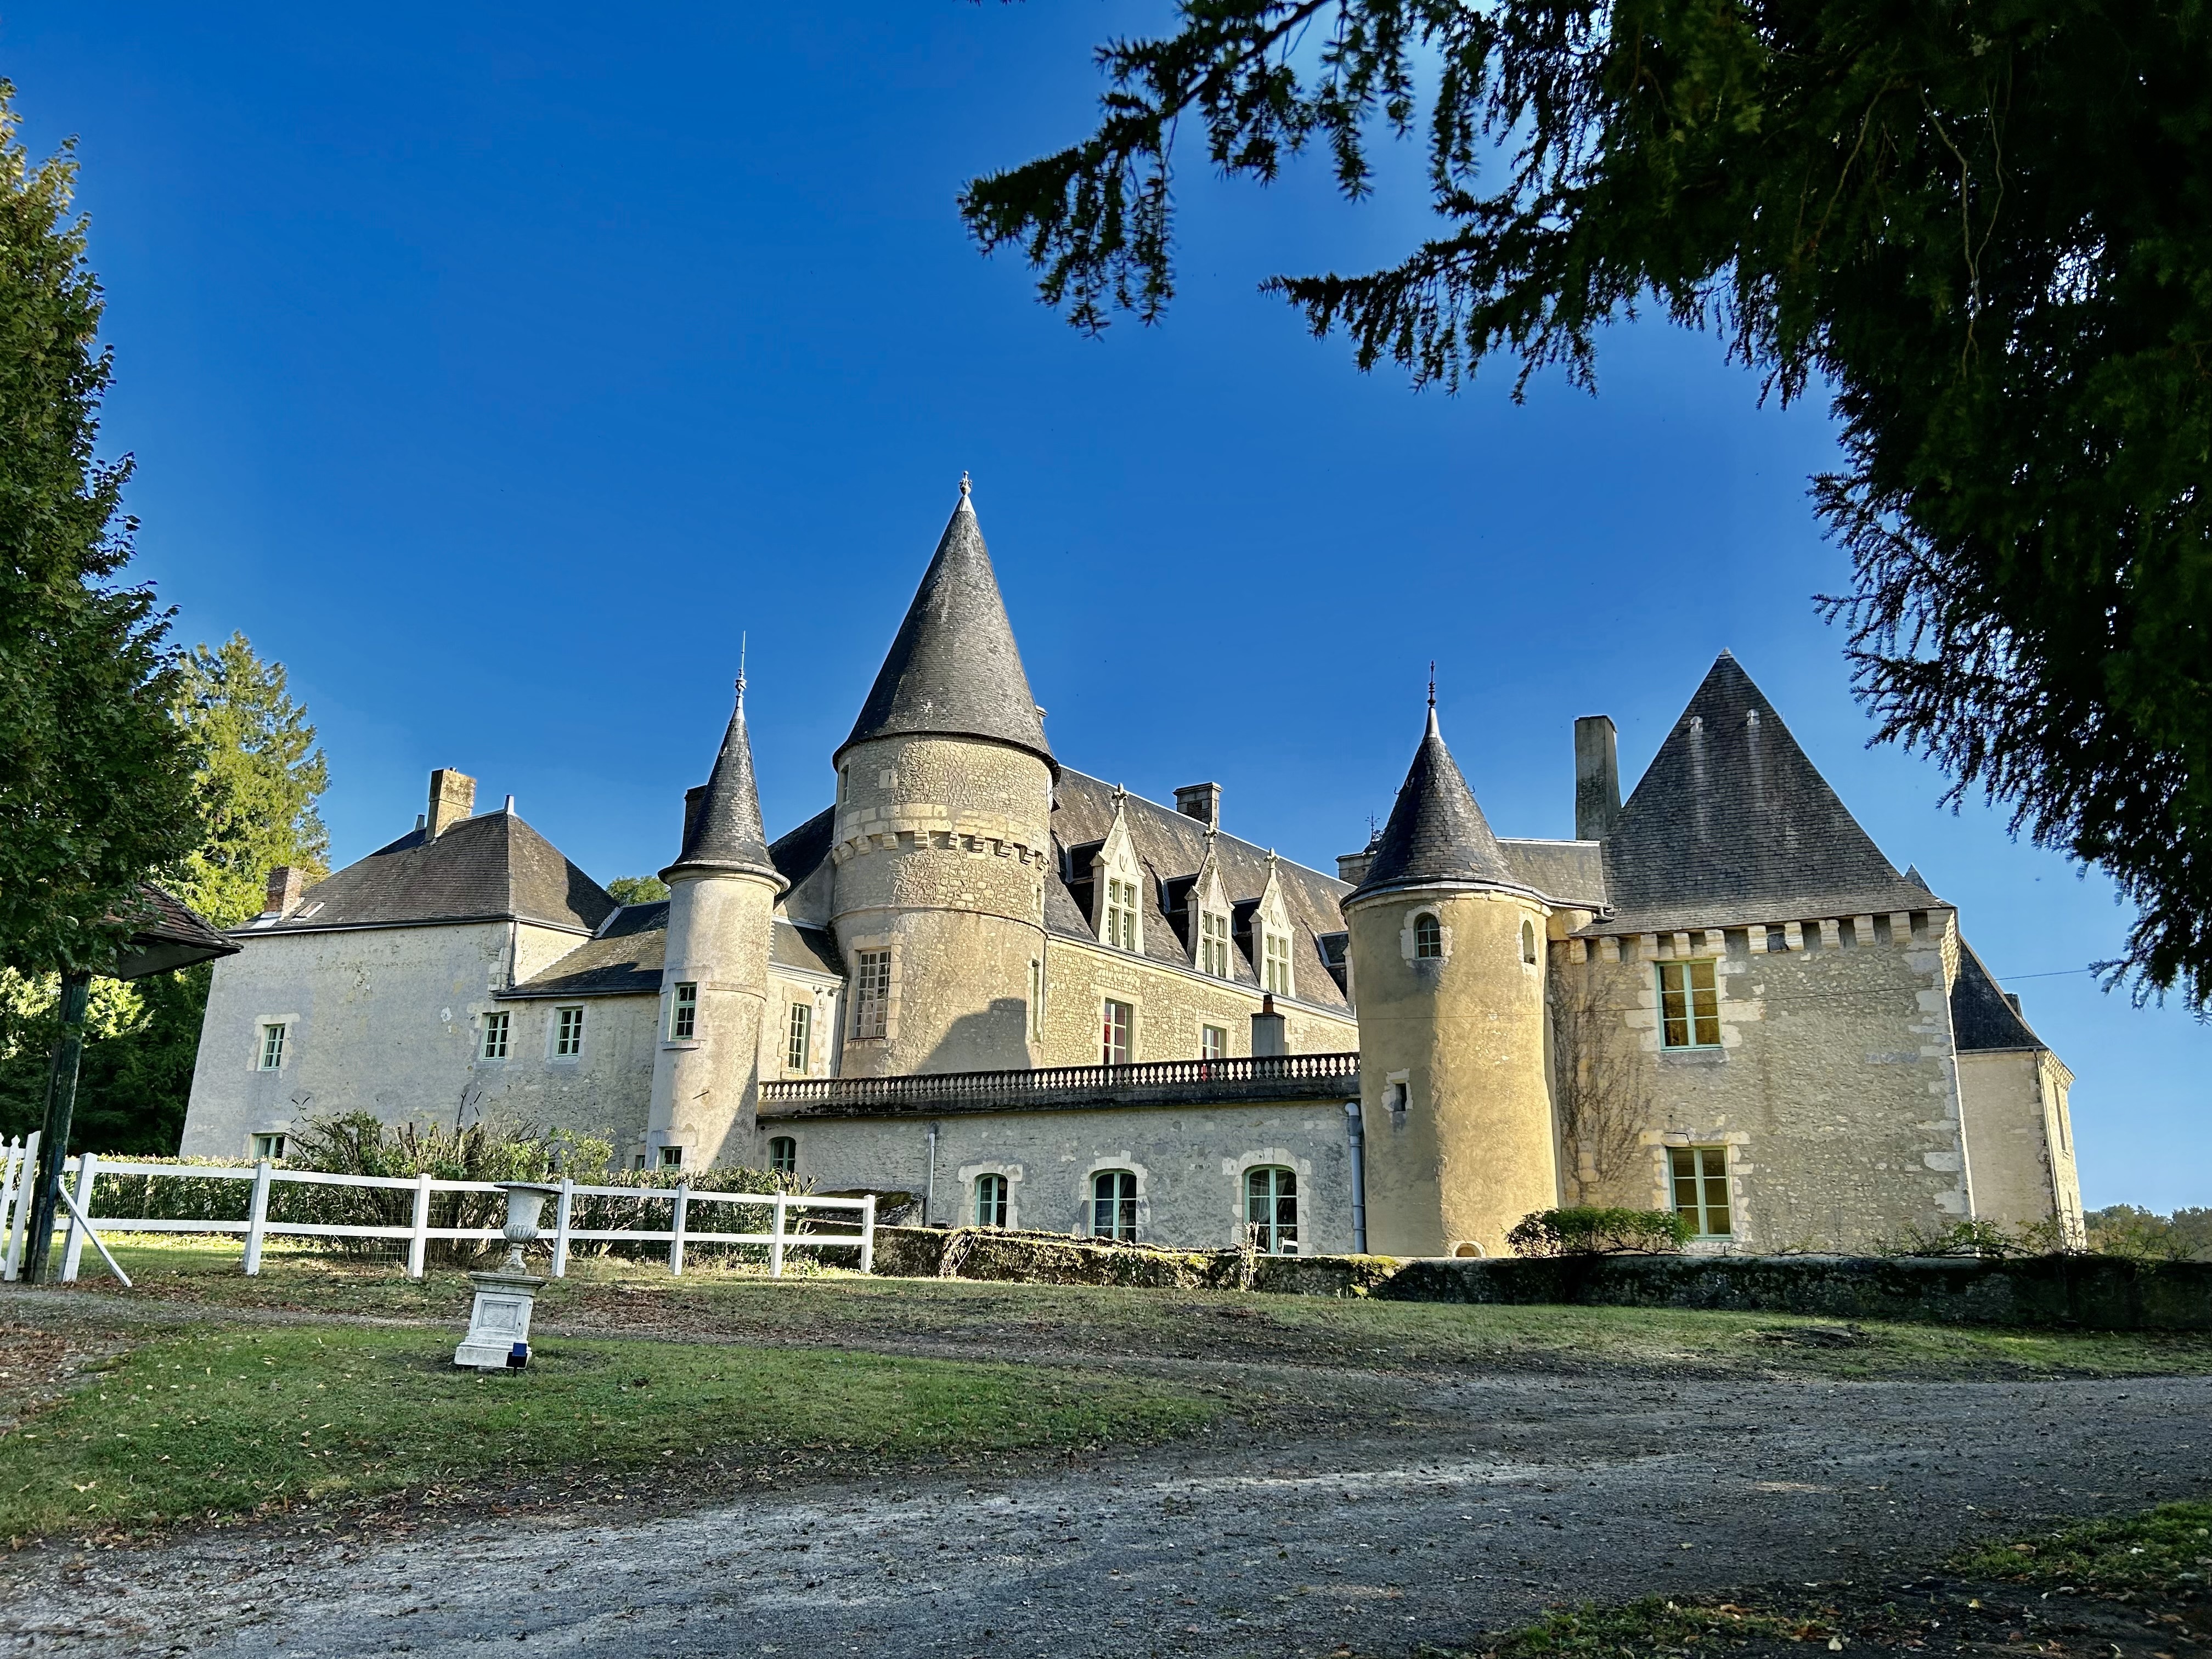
[1264,932,1291,995]
[1105,878,1138,951]
[658,1146,684,1170]
[786,1000,812,1074]
[853,950,891,1040]
[1091,1169,1137,1241]
[1028,958,1045,1040]
[1102,999,1133,1065]
[257,1022,286,1071]
[670,982,698,1041]
[480,1010,510,1060]
[974,1172,1008,1228]
[1201,1024,1227,1062]
[1244,1165,1299,1255]
[250,1132,287,1161]
[554,1005,585,1057]
[1198,910,1230,977]
[1657,959,1722,1048]
[1670,1146,1734,1238]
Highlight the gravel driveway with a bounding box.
[5,1369,2205,1658]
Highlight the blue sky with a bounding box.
[10,3,2204,1206]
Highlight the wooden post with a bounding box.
[22,969,91,1283]
[550,1175,574,1278]
[858,1194,876,1276]
[1,1131,37,1283]
[59,1152,99,1283]
[770,1191,788,1278]
[242,1158,273,1276]
[406,1171,432,1279]
[669,1182,690,1277]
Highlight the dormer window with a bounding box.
[1263,931,1292,996]
[1199,910,1231,977]
[1105,877,1140,951]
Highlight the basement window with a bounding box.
[250,1132,287,1161]
[1657,960,1721,1048]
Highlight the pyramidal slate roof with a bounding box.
[1595,652,1936,934]
[1351,707,1520,901]
[1949,940,2046,1053]
[252,811,615,936]
[665,687,782,885]
[837,486,1053,770]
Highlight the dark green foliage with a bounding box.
[605,874,670,905]
[0,83,196,975]
[2084,1203,2212,1260]
[963,1,2212,1011]
[1506,1205,1693,1255]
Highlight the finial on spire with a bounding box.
[959,471,972,499]
[735,631,748,709]
[1428,661,1436,710]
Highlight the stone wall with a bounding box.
[1036,934,1356,1069]
[1957,1048,2084,1240]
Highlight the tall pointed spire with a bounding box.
[664,674,784,886]
[1352,702,1517,899]
[837,483,1054,771]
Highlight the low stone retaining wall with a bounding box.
[1376,1252,2212,1330]
[868,1227,2212,1329]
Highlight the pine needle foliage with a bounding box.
[962,1,2212,1011]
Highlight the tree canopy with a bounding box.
[0,81,196,975]
[962,0,2212,1012]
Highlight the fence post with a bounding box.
[60,1152,98,1283]
[770,1191,788,1279]
[668,1182,689,1277]
[242,1157,273,1276]
[858,1194,876,1276]
[406,1171,432,1279]
[0,1133,32,1283]
[550,1175,574,1278]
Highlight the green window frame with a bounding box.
[554,1005,585,1057]
[670,982,698,1041]
[1669,1146,1734,1238]
[1244,1165,1299,1255]
[257,1022,286,1071]
[974,1172,1008,1228]
[1091,1169,1137,1240]
[1657,959,1722,1048]
[768,1135,797,1176]
[479,1010,509,1060]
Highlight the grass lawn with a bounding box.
[0,1321,1216,1542]
[78,1233,2212,1381]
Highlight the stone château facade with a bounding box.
[182,484,2084,1257]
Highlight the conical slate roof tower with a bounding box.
[1352,704,1518,900]
[837,481,1054,772]
[663,681,783,887]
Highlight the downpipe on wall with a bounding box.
[1344,1098,1367,1255]
[925,1120,939,1226]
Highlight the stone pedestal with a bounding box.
[454,1267,545,1370]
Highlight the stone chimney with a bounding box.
[263,865,308,918]
[1174,782,1222,831]
[1250,994,1286,1057]
[681,783,709,852]
[427,768,477,839]
[1573,716,1621,842]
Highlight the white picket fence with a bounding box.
[0,1139,873,1284]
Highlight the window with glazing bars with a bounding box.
[1199,910,1231,977]
[1669,1146,1733,1237]
[1201,1024,1227,1062]
[786,1001,811,1073]
[1657,960,1721,1047]
[1104,878,1139,950]
[258,1023,286,1071]
[670,982,698,1041]
[1413,912,1443,958]
[1102,999,1133,1065]
[554,1006,585,1057]
[479,1010,509,1060]
[853,950,891,1040]
[1244,1165,1299,1254]
[974,1171,1008,1228]
[1263,932,1291,995]
[1091,1169,1137,1240]
[768,1135,797,1176]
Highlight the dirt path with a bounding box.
[5,1368,2205,1658]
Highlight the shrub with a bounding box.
[1507,1206,1693,1257]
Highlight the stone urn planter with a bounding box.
[454,1181,561,1372]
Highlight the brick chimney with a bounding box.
[427,768,477,839]
[263,865,308,918]
[1174,782,1222,831]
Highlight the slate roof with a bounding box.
[1950,940,2046,1053]
[1048,772,1355,1014]
[247,811,615,936]
[110,883,239,980]
[505,902,670,998]
[666,689,781,884]
[769,807,837,889]
[1591,652,1937,934]
[1351,707,1522,901]
[772,920,844,979]
[1496,840,1608,910]
[837,487,1054,771]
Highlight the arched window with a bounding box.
[1244,1166,1299,1255]
[974,1172,1008,1228]
[1091,1169,1137,1241]
[1521,919,1539,964]
[767,1136,797,1176]
[1413,912,1444,959]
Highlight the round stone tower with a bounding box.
[645,679,786,1170]
[828,482,1055,1076]
[1346,702,1558,1256]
